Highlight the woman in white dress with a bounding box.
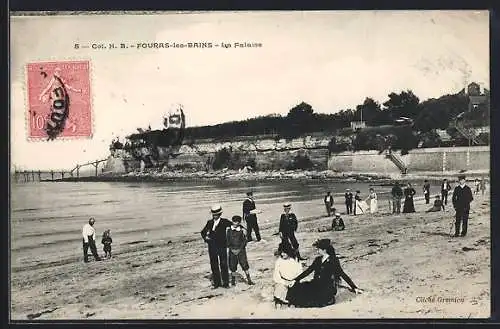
[273,243,303,307]
[366,188,378,214]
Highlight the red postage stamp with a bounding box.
[26,60,92,140]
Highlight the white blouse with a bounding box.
[273,258,303,285]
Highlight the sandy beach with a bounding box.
[11,187,490,320]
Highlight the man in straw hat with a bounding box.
[201,204,233,288]
[279,202,307,261]
[451,174,473,237]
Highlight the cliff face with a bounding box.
[108,135,331,172]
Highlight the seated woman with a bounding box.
[273,243,303,308]
[287,239,363,308]
[426,195,445,213]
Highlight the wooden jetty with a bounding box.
[13,158,108,183]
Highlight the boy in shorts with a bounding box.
[227,215,255,286]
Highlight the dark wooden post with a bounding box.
[61,171,65,179]
[38,171,41,181]
[94,161,98,177]
[76,165,80,178]
[51,170,54,181]
[31,171,35,181]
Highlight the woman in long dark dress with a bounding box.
[287,239,363,308]
[403,183,416,213]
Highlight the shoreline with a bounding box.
[43,169,490,183]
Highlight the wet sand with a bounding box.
[11,191,490,320]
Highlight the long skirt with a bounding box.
[403,197,415,213]
[369,199,378,214]
[287,280,335,308]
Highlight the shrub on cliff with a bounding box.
[287,153,314,170]
[211,147,247,170]
[212,148,232,170]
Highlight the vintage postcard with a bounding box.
[10,11,490,320]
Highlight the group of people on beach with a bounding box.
[322,174,481,238]
[199,191,363,309]
[79,174,482,309]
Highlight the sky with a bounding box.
[10,10,489,170]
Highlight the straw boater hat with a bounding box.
[335,212,340,217]
[211,204,223,215]
[283,202,291,208]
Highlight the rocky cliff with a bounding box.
[105,135,332,173]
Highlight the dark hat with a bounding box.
[246,191,253,196]
[232,215,242,223]
[458,174,466,180]
[312,238,331,250]
[89,217,95,224]
[210,204,223,215]
[356,190,361,193]
[277,242,297,258]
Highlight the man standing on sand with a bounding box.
[279,203,307,261]
[441,179,452,205]
[82,217,102,263]
[344,189,353,215]
[201,204,233,288]
[391,182,403,214]
[243,191,261,242]
[324,192,334,217]
[423,180,431,204]
[452,175,474,237]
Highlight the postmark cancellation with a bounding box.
[26,60,93,141]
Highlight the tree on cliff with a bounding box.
[383,90,420,120]
[353,97,390,126]
[285,102,315,138]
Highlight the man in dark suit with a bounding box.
[324,192,334,217]
[423,180,431,204]
[279,203,307,260]
[452,175,474,237]
[344,189,353,215]
[201,204,233,288]
[441,178,452,205]
[243,191,261,242]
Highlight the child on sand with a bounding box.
[273,243,303,308]
[426,195,445,213]
[101,229,113,259]
[332,213,345,231]
[227,215,254,286]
